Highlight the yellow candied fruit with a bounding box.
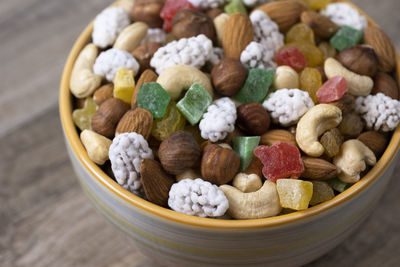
[113,68,135,104]
[286,23,315,45]
[72,97,98,131]
[300,67,322,103]
[305,0,332,11]
[283,42,324,67]
[276,179,313,210]
[152,101,186,141]
[318,42,337,60]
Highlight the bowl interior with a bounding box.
[59,0,400,229]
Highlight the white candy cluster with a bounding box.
[209,47,224,66]
[150,34,213,74]
[168,178,229,218]
[199,97,237,142]
[93,48,139,81]
[188,0,229,9]
[92,7,130,49]
[250,10,283,53]
[355,93,400,132]
[241,41,277,70]
[109,133,153,193]
[241,11,283,70]
[243,0,272,7]
[263,89,315,127]
[321,3,368,31]
[141,28,167,44]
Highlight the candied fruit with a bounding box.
[276,47,307,71]
[299,67,322,103]
[283,42,324,67]
[113,68,135,104]
[254,142,305,183]
[235,69,274,103]
[152,101,186,141]
[177,83,212,125]
[330,25,363,51]
[316,76,348,103]
[225,0,247,15]
[233,136,261,171]
[137,82,171,118]
[286,23,315,45]
[160,0,196,32]
[72,97,98,131]
[276,179,313,210]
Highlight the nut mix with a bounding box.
[70,0,400,219]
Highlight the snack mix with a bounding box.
[70,0,400,219]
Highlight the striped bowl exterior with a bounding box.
[60,1,400,266]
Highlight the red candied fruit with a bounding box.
[276,47,307,71]
[160,0,197,32]
[254,142,304,183]
[316,76,348,103]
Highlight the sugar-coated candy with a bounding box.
[316,76,348,103]
[233,136,261,171]
[276,179,313,210]
[152,101,186,141]
[299,67,322,103]
[276,47,307,71]
[137,82,171,118]
[235,69,274,103]
[113,68,135,104]
[177,83,212,125]
[254,143,305,182]
[72,97,98,131]
[330,25,363,51]
[286,23,315,45]
[309,181,335,206]
[225,0,247,15]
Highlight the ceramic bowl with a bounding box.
[59,1,400,266]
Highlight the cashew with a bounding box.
[273,66,299,90]
[80,129,112,165]
[296,104,342,157]
[214,13,230,46]
[219,181,282,219]
[117,0,135,12]
[157,65,214,100]
[176,169,201,182]
[218,143,232,150]
[333,139,376,183]
[114,22,149,53]
[232,173,262,193]
[324,57,374,96]
[70,43,102,98]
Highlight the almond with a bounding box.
[364,25,396,73]
[301,157,339,180]
[371,72,399,100]
[115,107,153,139]
[140,158,175,207]
[93,83,114,105]
[131,69,158,108]
[260,129,297,147]
[300,11,339,39]
[222,13,254,60]
[256,0,308,32]
[358,131,388,157]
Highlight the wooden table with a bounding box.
[1,0,400,266]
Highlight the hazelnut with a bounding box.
[211,58,248,96]
[329,93,355,114]
[201,144,240,185]
[172,9,216,41]
[91,98,130,138]
[130,0,164,28]
[336,45,379,77]
[206,8,223,20]
[158,131,201,175]
[131,42,162,74]
[237,103,271,136]
[371,72,399,100]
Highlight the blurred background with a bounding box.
[1,0,399,266]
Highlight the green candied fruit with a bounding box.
[327,177,351,193]
[72,97,97,131]
[235,69,274,103]
[152,101,186,141]
[176,83,212,125]
[225,0,247,15]
[232,136,260,171]
[330,25,363,51]
[137,82,171,119]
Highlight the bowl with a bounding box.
[59,1,400,266]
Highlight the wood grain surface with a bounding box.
[1,0,400,266]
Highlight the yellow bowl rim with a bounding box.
[59,0,400,229]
